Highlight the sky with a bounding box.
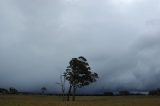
[1,0,160,93]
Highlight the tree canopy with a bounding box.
[64,56,98,101]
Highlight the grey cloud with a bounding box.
[0,0,160,93]
[91,35,160,91]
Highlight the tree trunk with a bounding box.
[62,83,65,101]
[67,85,72,101]
[72,85,76,101]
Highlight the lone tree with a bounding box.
[41,87,47,94]
[64,56,98,101]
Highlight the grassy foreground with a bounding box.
[0,95,160,106]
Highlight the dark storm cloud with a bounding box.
[0,0,160,93]
[88,35,160,92]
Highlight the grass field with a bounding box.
[0,95,160,106]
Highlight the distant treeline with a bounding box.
[104,89,160,96]
[149,89,160,95]
[0,87,18,94]
[104,91,147,96]
[1,87,160,96]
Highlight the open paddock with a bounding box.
[0,95,160,106]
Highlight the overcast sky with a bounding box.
[1,0,160,93]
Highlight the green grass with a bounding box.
[0,95,160,106]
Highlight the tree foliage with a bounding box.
[64,56,98,101]
[41,87,47,94]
